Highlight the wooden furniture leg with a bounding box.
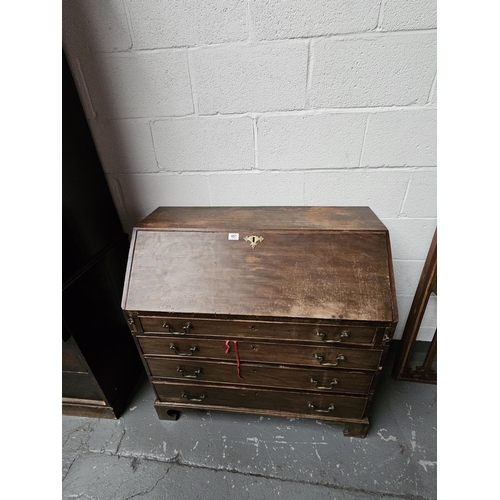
[414,329,437,380]
[155,404,181,421]
[343,419,370,438]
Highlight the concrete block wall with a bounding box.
[62,0,437,341]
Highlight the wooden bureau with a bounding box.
[122,207,398,437]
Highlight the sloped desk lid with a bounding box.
[122,207,398,323]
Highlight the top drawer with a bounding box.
[138,316,377,346]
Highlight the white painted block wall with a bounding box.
[62,0,437,341]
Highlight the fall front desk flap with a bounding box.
[122,207,398,324]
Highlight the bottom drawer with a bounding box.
[154,381,367,420]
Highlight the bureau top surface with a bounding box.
[123,207,397,323]
[136,206,387,232]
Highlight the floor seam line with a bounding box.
[75,448,432,500]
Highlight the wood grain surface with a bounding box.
[154,381,368,419]
[146,357,374,394]
[136,206,387,232]
[138,315,377,344]
[124,230,394,322]
[138,336,383,370]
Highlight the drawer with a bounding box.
[138,316,377,345]
[146,357,374,394]
[154,381,368,420]
[138,336,383,371]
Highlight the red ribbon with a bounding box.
[224,340,244,380]
[233,340,244,380]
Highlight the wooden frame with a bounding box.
[392,229,437,383]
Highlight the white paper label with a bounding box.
[228,233,239,240]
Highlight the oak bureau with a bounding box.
[122,207,398,437]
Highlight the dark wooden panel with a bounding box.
[62,337,88,373]
[62,372,106,402]
[138,336,383,370]
[64,236,144,410]
[154,381,368,419]
[62,50,124,284]
[139,316,377,345]
[146,357,374,394]
[125,230,394,322]
[137,206,388,232]
[63,50,144,419]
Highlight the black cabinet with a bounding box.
[62,51,143,418]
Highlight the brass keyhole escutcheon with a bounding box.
[244,235,264,249]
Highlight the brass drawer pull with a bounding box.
[316,330,350,343]
[310,377,338,390]
[169,344,197,356]
[181,391,206,402]
[308,402,335,413]
[314,353,345,366]
[162,322,192,335]
[177,367,202,379]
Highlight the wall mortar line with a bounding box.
[148,121,161,172]
[376,0,386,30]
[186,49,198,115]
[107,165,436,176]
[253,118,259,170]
[305,40,313,108]
[359,115,371,167]
[121,0,135,50]
[90,28,437,55]
[427,72,438,104]
[398,177,413,217]
[107,105,436,122]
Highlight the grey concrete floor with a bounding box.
[62,349,437,500]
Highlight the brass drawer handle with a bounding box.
[162,322,192,335]
[310,377,338,390]
[314,353,345,366]
[169,344,197,356]
[181,391,206,402]
[177,367,202,379]
[316,330,350,343]
[308,402,335,413]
